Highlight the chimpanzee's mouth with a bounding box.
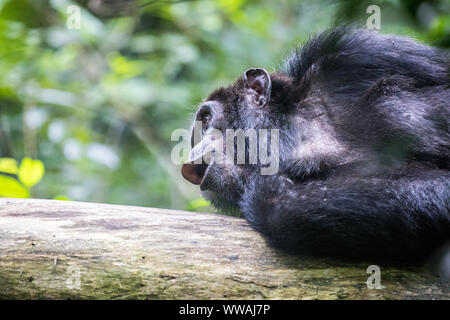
[182,131,220,186]
[181,162,209,185]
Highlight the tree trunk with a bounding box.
[0,198,448,299]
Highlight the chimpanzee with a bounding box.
[181,27,449,262]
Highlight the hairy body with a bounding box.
[182,27,450,262]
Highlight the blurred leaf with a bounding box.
[0,175,29,198]
[18,157,45,188]
[429,14,450,47]
[186,198,211,211]
[0,158,18,174]
[107,53,141,79]
[0,0,56,28]
[53,195,71,201]
[0,87,23,115]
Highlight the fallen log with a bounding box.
[0,198,448,299]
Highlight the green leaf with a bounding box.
[186,198,211,211]
[0,158,18,174]
[18,157,45,188]
[53,195,71,201]
[0,175,30,198]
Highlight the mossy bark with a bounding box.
[0,198,448,299]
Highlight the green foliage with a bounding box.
[0,0,447,212]
[186,198,212,212]
[53,195,70,201]
[0,158,18,174]
[17,157,45,188]
[0,157,45,198]
[0,175,29,198]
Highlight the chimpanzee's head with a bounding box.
[181,69,282,210]
[181,67,347,212]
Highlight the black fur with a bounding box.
[183,27,450,262]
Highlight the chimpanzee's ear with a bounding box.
[243,68,271,107]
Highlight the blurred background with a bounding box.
[0,0,448,213]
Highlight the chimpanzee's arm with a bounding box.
[240,169,450,261]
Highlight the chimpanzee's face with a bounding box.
[181,67,351,212]
[181,68,303,211]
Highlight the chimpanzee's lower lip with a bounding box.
[181,162,209,185]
